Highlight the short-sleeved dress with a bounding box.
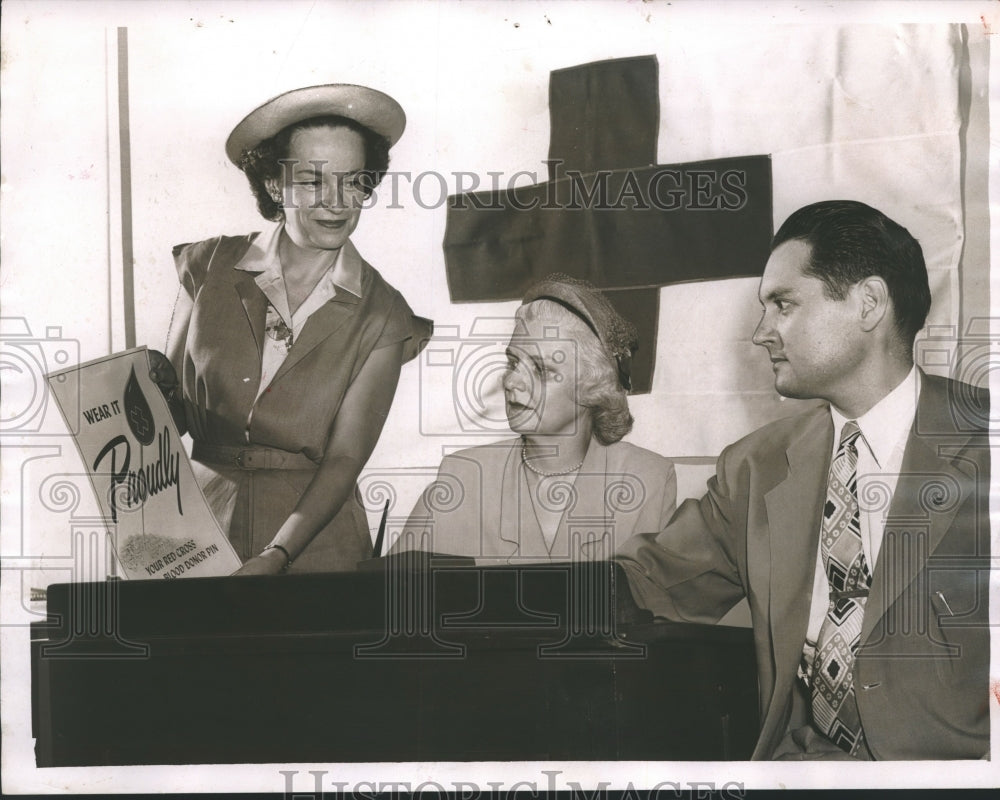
[170,229,430,572]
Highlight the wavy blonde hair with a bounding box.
[515,299,634,445]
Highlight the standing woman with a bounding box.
[153,84,431,575]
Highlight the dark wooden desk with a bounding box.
[32,560,758,765]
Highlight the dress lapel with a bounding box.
[270,290,361,385]
[571,441,614,562]
[234,273,267,359]
[269,241,366,386]
[494,443,519,559]
[227,230,271,360]
[498,438,610,562]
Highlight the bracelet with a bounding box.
[261,543,293,572]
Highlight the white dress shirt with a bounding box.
[804,366,920,643]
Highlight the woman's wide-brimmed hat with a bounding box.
[522,273,640,391]
[225,83,406,165]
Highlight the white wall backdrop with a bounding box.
[1,0,996,793]
[118,10,989,522]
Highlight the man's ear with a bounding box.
[856,276,890,333]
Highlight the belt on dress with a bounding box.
[191,442,318,471]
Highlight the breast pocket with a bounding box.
[927,568,988,685]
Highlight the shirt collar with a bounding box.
[830,366,919,467]
[233,221,364,299]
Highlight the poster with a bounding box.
[46,347,241,580]
[1,0,997,795]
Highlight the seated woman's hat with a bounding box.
[522,273,640,391]
[225,83,406,165]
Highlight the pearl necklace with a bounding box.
[520,442,584,477]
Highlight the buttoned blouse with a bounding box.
[172,231,429,460]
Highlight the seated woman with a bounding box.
[391,274,676,563]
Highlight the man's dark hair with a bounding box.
[771,200,931,348]
[238,114,391,221]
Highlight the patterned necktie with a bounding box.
[811,420,871,756]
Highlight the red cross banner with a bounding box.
[46,347,241,579]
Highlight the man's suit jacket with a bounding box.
[617,372,989,759]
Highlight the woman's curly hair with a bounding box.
[238,114,391,221]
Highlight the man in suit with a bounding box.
[617,200,990,760]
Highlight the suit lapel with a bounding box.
[860,376,975,644]
[763,409,832,704]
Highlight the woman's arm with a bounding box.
[236,340,405,575]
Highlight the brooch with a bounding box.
[265,307,294,352]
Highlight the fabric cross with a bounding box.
[443,55,773,393]
[811,420,872,756]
